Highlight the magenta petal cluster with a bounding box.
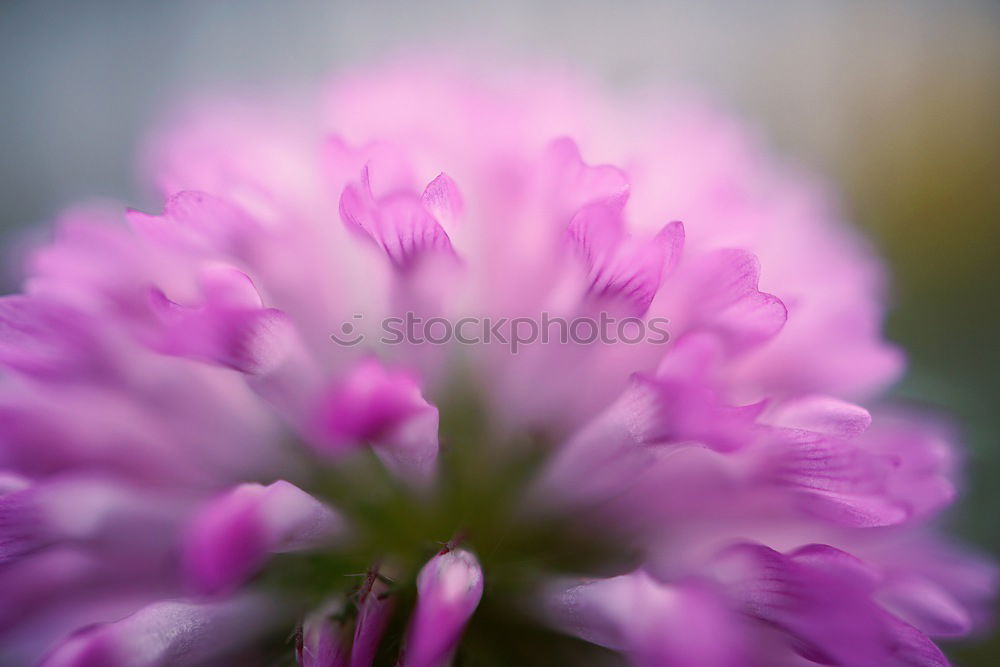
[0,57,993,666]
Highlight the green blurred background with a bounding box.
[1,0,997,662]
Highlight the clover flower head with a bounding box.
[0,57,992,666]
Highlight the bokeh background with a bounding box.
[1,0,998,662]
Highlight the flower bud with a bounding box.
[297,599,352,667]
[402,549,484,667]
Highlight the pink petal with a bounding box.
[0,297,107,380]
[682,249,788,352]
[402,549,483,667]
[298,599,352,667]
[879,575,973,638]
[545,572,745,667]
[39,595,274,667]
[0,476,180,565]
[339,169,457,273]
[183,480,345,595]
[313,358,439,485]
[543,137,629,220]
[126,191,258,256]
[350,573,394,667]
[420,173,464,227]
[711,543,947,667]
[147,267,294,375]
[764,395,873,439]
[567,202,685,315]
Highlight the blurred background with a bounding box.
[1,0,998,662]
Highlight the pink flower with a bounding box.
[0,57,991,665]
[402,548,484,667]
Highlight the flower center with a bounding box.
[255,377,635,664]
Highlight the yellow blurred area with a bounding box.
[838,8,999,304]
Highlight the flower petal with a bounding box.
[39,595,275,667]
[420,173,464,227]
[545,572,745,667]
[402,549,484,667]
[313,358,439,485]
[339,168,457,272]
[567,201,684,315]
[183,480,345,595]
[147,267,294,375]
